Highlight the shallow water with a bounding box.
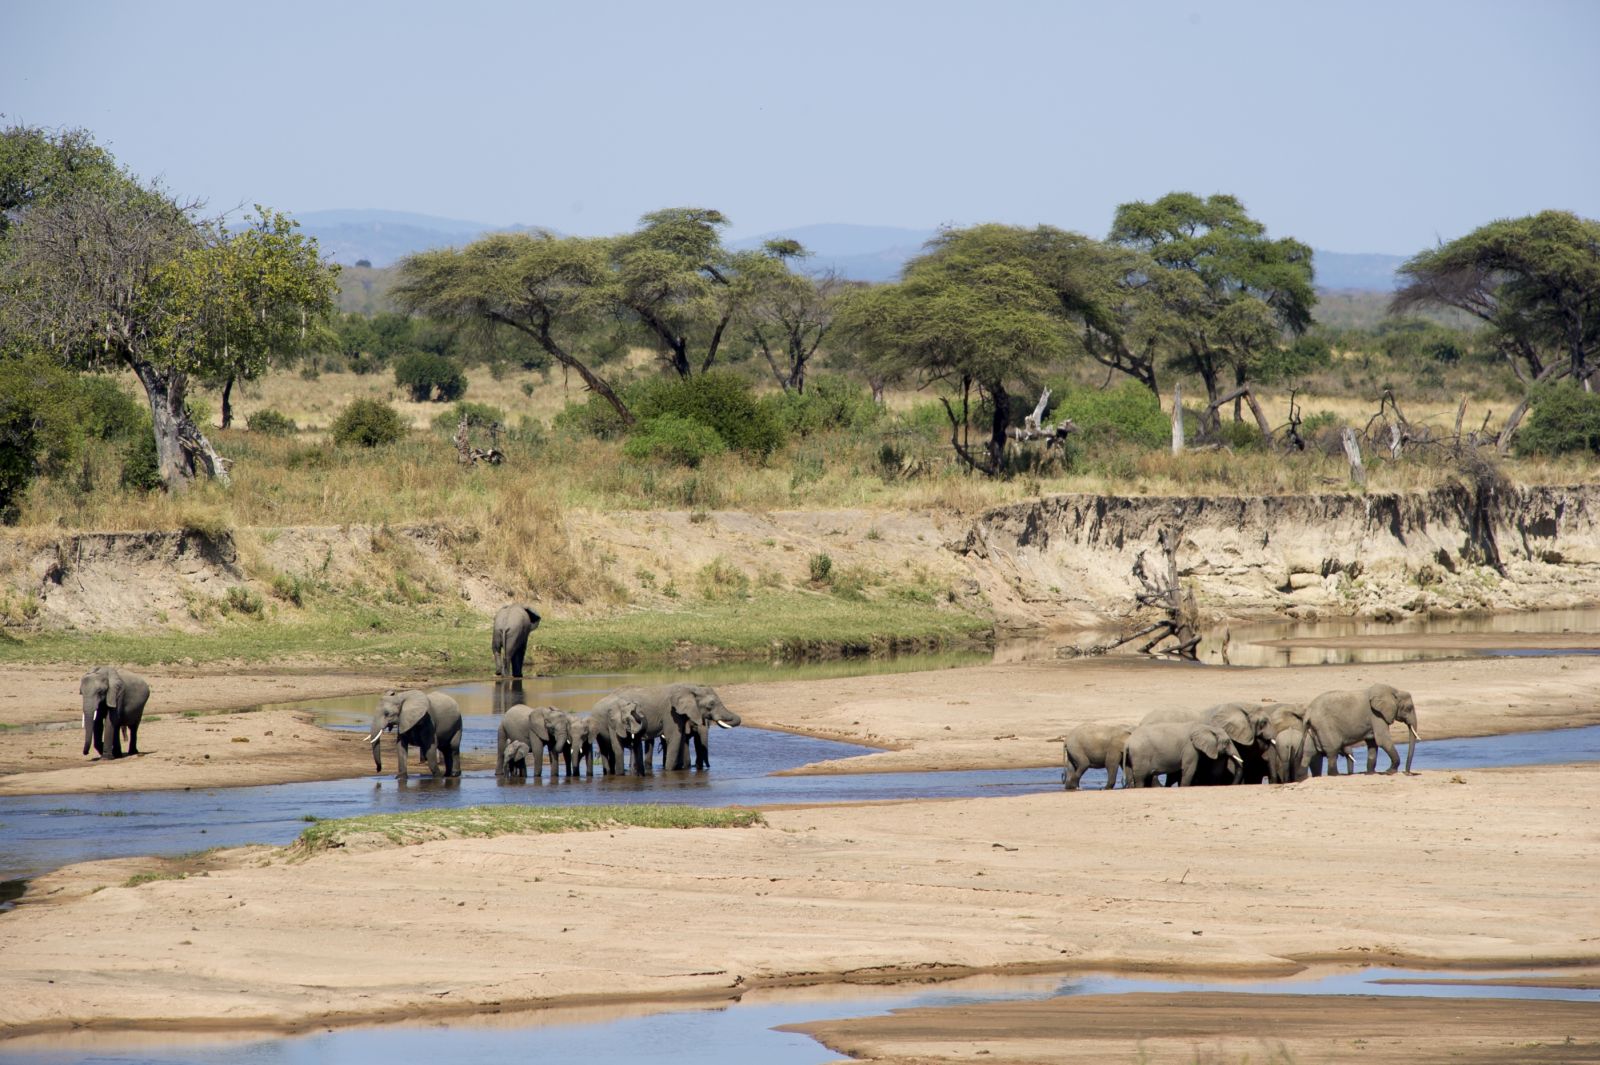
[6,966,1594,1064]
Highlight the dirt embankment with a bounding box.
[7,485,1600,638]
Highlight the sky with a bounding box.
[6,0,1598,254]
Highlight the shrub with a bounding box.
[1216,418,1266,451]
[331,399,407,448]
[553,393,631,440]
[1517,385,1600,456]
[1258,335,1335,383]
[76,377,146,441]
[808,552,833,584]
[430,401,507,436]
[623,415,727,468]
[393,351,468,402]
[631,372,785,456]
[766,374,880,438]
[224,586,264,616]
[1047,380,1171,450]
[119,429,164,492]
[247,408,298,435]
[508,415,547,448]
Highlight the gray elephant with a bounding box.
[565,712,600,777]
[368,689,463,779]
[1062,723,1132,790]
[502,739,531,779]
[602,684,741,774]
[79,666,150,760]
[1122,722,1244,788]
[497,703,571,779]
[1302,683,1420,776]
[1138,703,1267,784]
[1255,703,1310,784]
[492,603,542,679]
[589,696,646,775]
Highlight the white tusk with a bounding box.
[714,720,733,729]
[368,734,382,745]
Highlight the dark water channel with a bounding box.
[6,966,1595,1065]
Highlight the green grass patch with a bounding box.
[123,870,187,888]
[292,804,763,856]
[0,593,989,670]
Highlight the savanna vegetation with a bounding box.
[2,123,1597,666]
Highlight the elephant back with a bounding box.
[426,692,463,735]
[1140,706,1202,728]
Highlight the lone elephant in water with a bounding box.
[1062,723,1132,790]
[368,689,463,779]
[492,603,542,678]
[79,666,149,760]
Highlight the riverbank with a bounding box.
[5,648,1600,794]
[1,761,1595,1038]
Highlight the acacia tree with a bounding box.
[395,232,635,424]
[0,123,119,237]
[1,177,335,489]
[1393,211,1600,444]
[1109,193,1315,413]
[744,239,843,393]
[839,226,1070,475]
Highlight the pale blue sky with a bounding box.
[6,0,1597,253]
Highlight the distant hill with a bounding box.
[301,209,1407,292]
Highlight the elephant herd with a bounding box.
[1062,683,1421,790]
[364,682,743,781]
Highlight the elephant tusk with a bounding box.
[367,734,382,745]
[714,720,733,729]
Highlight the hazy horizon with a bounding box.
[7,0,1598,255]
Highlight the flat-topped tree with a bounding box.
[0,131,335,490]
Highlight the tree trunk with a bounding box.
[220,375,235,430]
[987,381,1012,473]
[128,359,230,491]
[1340,427,1365,486]
[494,314,635,426]
[1171,382,1184,455]
[1197,358,1220,412]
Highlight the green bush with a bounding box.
[509,415,547,448]
[766,375,880,438]
[430,401,507,436]
[552,393,632,440]
[119,428,164,492]
[247,408,298,435]
[808,552,833,584]
[76,377,146,441]
[622,415,728,468]
[393,351,468,402]
[224,586,264,617]
[895,401,953,439]
[631,372,785,456]
[1216,418,1266,451]
[1046,380,1171,450]
[1258,335,1335,383]
[331,399,407,448]
[1517,386,1600,456]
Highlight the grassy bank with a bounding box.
[292,804,764,855]
[0,592,991,670]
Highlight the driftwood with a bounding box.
[1112,527,1200,660]
[1005,387,1078,445]
[453,415,505,467]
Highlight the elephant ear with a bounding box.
[1368,685,1400,724]
[1190,726,1223,759]
[398,694,429,734]
[670,688,702,723]
[1214,709,1253,745]
[524,606,542,629]
[105,669,125,710]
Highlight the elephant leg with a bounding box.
[1179,753,1197,787]
[1371,719,1401,774]
[125,722,140,756]
[396,742,409,780]
[1062,757,1081,790]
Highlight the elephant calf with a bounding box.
[498,703,570,780]
[1062,723,1132,790]
[502,739,531,779]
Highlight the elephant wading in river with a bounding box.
[1139,703,1269,785]
[368,689,463,779]
[1303,683,1420,776]
[1122,722,1245,788]
[1062,724,1132,790]
[565,712,600,777]
[492,603,542,679]
[498,703,571,780]
[603,683,741,774]
[502,739,531,779]
[79,666,150,760]
[589,697,646,775]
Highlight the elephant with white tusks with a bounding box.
[1062,724,1132,790]
[1138,703,1268,784]
[1122,722,1245,788]
[599,684,741,774]
[564,712,600,777]
[1303,683,1420,776]
[497,703,570,780]
[589,697,647,775]
[1254,703,1312,784]
[368,689,463,779]
[492,603,542,679]
[79,666,150,760]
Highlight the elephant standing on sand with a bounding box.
[1062,724,1131,790]
[79,666,149,760]
[497,703,571,779]
[492,603,542,679]
[368,689,463,779]
[1122,722,1245,788]
[1138,703,1269,785]
[1303,684,1420,776]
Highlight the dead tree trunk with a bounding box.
[1114,527,1200,660]
[1340,427,1365,486]
[1171,382,1184,455]
[1206,385,1274,446]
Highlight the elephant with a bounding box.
[1122,722,1245,788]
[492,603,542,679]
[565,712,600,777]
[1137,704,1267,784]
[79,666,150,759]
[1256,703,1310,784]
[502,739,531,779]
[497,703,571,779]
[1302,683,1420,776]
[1062,723,1132,790]
[602,684,740,774]
[368,689,463,779]
[589,696,647,775]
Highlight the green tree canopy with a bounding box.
[1109,192,1316,411]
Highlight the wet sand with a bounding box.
[786,991,1600,1064]
[1,762,1596,1037]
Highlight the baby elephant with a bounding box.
[1062,723,1132,790]
[501,739,532,779]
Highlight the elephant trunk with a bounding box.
[1404,722,1418,774]
[368,723,384,772]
